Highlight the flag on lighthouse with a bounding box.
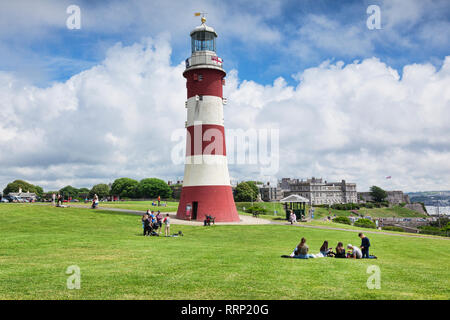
[211,55,223,66]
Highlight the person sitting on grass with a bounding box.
[334,242,346,258]
[289,210,297,224]
[319,241,332,257]
[294,237,315,259]
[163,214,170,237]
[347,244,362,259]
[359,232,371,258]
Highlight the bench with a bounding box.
[204,215,215,226]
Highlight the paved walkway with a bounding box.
[57,203,271,225]
[39,203,448,239]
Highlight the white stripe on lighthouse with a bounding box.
[186,95,224,127]
[183,155,231,187]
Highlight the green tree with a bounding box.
[370,185,388,203]
[59,185,79,198]
[245,181,259,200]
[136,178,172,199]
[89,184,110,199]
[234,182,257,202]
[111,178,139,198]
[34,185,44,198]
[3,180,38,195]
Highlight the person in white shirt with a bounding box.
[347,244,362,259]
[163,214,171,237]
[289,210,297,224]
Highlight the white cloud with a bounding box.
[224,56,450,191]
[0,37,186,190]
[1,37,450,192]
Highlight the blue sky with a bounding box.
[1,0,450,192]
[1,0,449,86]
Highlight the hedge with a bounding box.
[382,226,404,232]
[354,218,377,229]
[245,205,268,215]
[332,216,351,225]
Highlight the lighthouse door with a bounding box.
[192,202,198,220]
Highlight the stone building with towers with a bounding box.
[280,177,358,205]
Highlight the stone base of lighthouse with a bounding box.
[176,185,240,222]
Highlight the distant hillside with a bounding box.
[407,191,450,206]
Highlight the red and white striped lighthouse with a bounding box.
[176,16,239,222]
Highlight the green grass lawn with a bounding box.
[306,205,427,220]
[67,200,424,220]
[0,204,448,300]
[297,220,443,237]
[78,200,179,212]
[357,206,427,218]
[235,202,425,221]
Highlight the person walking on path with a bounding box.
[289,210,297,224]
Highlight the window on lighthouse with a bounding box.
[191,31,216,53]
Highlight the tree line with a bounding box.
[1,178,392,204]
[2,178,173,200]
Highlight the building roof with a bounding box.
[190,23,218,37]
[280,194,309,203]
[8,192,37,198]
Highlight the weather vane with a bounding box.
[194,12,208,24]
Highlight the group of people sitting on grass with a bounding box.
[283,232,377,259]
[141,210,170,237]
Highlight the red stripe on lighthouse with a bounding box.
[176,185,239,222]
[184,68,225,99]
[186,124,226,156]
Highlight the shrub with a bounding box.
[418,226,449,237]
[382,226,404,232]
[354,218,377,229]
[245,205,268,215]
[331,203,359,210]
[332,216,351,225]
[364,202,374,209]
